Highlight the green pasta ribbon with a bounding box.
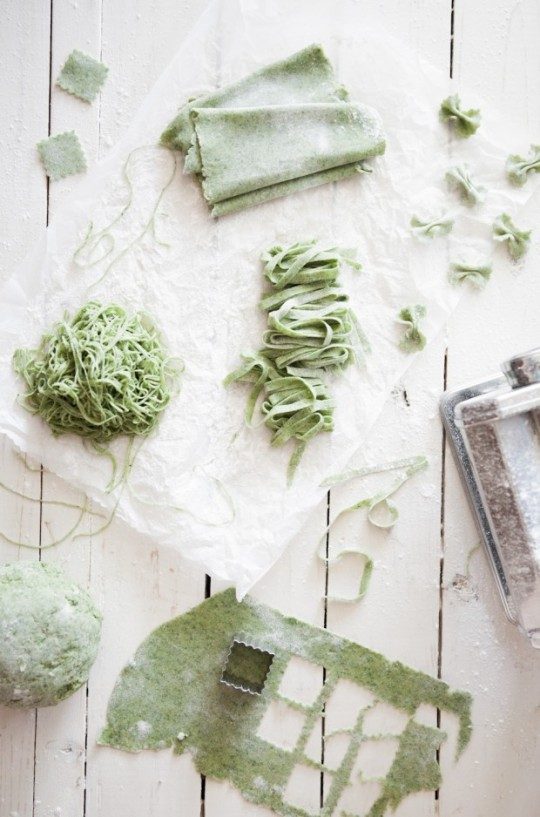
[449,261,492,289]
[446,165,486,206]
[225,353,334,484]
[439,94,481,137]
[397,305,427,353]
[225,241,365,482]
[318,456,428,603]
[13,302,180,489]
[506,144,540,186]
[492,213,531,261]
[410,214,454,239]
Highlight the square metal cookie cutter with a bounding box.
[220,638,275,695]
[441,349,540,648]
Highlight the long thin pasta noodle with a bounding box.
[318,455,428,603]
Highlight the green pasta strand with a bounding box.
[13,302,181,478]
[318,455,428,603]
[225,352,334,484]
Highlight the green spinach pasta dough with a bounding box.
[161,44,386,215]
[0,561,102,708]
[161,44,347,157]
[195,102,385,214]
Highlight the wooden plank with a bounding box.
[440,1,540,815]
[84,531,205,817]
[31,3,104,815]
[82,3,205,816]
[206,1,451,814]
[316,4,450,817]
[0,1,50,815]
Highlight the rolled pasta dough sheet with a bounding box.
[195,102,385,207]
[161,43,347,160]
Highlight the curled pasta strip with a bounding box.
[226,352,333,483]
[226,241,366,482]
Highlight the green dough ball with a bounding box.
[0,561,102,708]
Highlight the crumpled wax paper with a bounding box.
[0,0,536,596]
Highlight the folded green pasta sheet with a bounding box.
[161,43,385,215]
[194,103,385,215]
[161,44,347,156]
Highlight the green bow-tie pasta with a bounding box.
[492,213,531,261]
[439,94,481,138]
[449,261,492,289]
[506,144,540,187]
[161,44,347,158]
[194,102,385,215]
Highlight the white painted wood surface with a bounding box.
[1,1,539,816]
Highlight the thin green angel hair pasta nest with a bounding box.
[397,304,427,353]
[492,213,531,261]
[439,94,481,137]
[446,165,486,206]
[410,214,454,239]
[13,302,181,447]
[506,144,540,187]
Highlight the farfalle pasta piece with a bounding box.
[506,144,540,187]
[449,261,492,289]
[397,305,427,353]
[439,94,480,137]
[446,165,486,206]
[492,213,531,261]
[411,214,454,239]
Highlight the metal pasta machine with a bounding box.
[441,348,540,648]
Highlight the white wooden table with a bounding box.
[1,1,539,815]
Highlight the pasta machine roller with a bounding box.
[440,348,540,648]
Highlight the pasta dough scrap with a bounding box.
[194,102,385,214]
[37,131,87,181]
[56,49,108,103]
[100,589,472,817]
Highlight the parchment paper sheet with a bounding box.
[0,0,535,595]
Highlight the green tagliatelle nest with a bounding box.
[13,301,179,446]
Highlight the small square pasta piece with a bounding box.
[37,131,87,181]
[57,50,108,102]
